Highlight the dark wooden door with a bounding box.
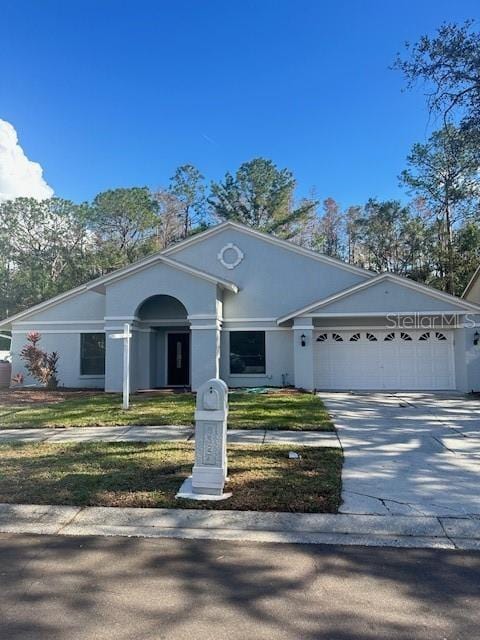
[167,333,190,386]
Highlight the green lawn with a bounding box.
[0,390,334,431]
[0,441,342,513]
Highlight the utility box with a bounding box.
[191,378,229,496]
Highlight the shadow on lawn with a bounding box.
[0,443,342,513]
[0,534,479,640]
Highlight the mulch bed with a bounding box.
[0,388,100,407]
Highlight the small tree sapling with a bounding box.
[20,331,59,389]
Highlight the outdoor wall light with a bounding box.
[301,334,306,347]
[474,331,479,346]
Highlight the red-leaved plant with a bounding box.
[20,331,59,389]
[11,372,24,385]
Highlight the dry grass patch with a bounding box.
[0,441,342,513]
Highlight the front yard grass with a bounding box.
[0,441,342,513]
[0,390,333,431]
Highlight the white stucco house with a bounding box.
[2,221,480,393]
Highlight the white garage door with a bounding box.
[314,329,455,391]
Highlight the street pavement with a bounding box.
[0,533,478,640]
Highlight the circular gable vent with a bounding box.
[217,243,244,270]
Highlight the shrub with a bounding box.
[11,373,24,385]
[20,331,59,389]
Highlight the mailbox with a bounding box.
[191,378,229,496]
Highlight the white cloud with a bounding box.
[0,119,54,202]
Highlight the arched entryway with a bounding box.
[136,295,190,388]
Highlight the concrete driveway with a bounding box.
[321,392,480,517]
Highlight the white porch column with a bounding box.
[135,327,153,390]
[293,317,315,391]
[190,318,221,391]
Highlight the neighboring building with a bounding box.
[463,266,480,305]
[1,221,480,392]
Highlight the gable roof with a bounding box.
[0,220,378,330]
[462,265,480,299]
[85,253,239,293]
[0,254,238,329]
[163,221,376,278]
[278,272,480,324]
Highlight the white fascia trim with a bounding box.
[190,324,220,330]
[0,283,101,329]
[98,254,238,293]
[14,320,105,325]
[163,221,375,278]
[277,278,382,323]
[105,326,152,333]
[136,318,189,324]
[305,310,466,318]
[316,324,460,330]
[12,329,105,335]
[187,314,218,320]
[0,256,237,331]
[222,317,277,322]
[277,273,480,324]
[162,222,231,255]
[383,272,480,312]
[224,328,290,331]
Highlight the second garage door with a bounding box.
[314,329,455,390]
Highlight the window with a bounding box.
[316,333,328,342]
[419,332,430,341]
[384,332,396,341]
[436,332,447,341]
[366,333,378,342]
[401,332,412,341]
[332,333,343,342]
[230,331,265,374]
[80,333,105,375]
[349,333,361,341]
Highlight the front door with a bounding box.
[167,332,190,386]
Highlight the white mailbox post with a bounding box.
[176,378,231,501]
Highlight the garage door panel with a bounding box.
[314,329,455,391]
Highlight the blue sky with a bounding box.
[1,0,478,208]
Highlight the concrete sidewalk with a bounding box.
[1,502,480,550]
[0,425,340,446]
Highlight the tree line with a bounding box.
[1,20,479,327]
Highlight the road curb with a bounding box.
[1,503,480,550]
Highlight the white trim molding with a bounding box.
[12,329,106,335]
[163,220,375,278]
[223,317,277,322]
[222,326,291,331]
[14,320,105,325]
[190,324,221,330]
[305,311,466,318]
[95,254,238,293]
[277,273,480,324]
